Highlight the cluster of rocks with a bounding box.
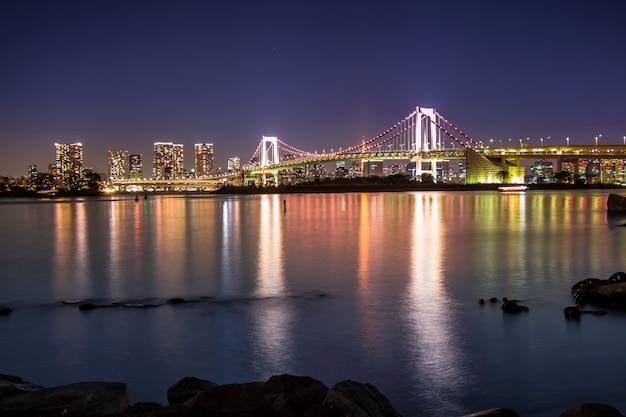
[0,373,623,417]
[564,271,626,319]
[0,373,397,417]
[479,297,530,313]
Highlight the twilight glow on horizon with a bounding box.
[1,0,625,177]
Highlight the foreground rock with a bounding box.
[0,374,43,400]
[2,373,625,417]
[560,403,625,417]
[167,376,218,405]
[607,193,626,212]
[460,408,520,417]
[322,380,402,417]
[0,381,131,416]
[188,374,329,416]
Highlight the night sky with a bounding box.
[1,0,625,177]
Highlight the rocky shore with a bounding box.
[0,373,623,417]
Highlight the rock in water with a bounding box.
[587,282,626,308]
[607,193,626,212]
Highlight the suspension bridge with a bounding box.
[244,106,626,186]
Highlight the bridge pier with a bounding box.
[260,170,279,187]
[411,156,437,181]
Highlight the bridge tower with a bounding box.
[261,136,280,167]
[413,107,441,180]
[260,136,280,186]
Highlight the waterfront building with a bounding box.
[530,159,554,184]
[173,143,184,179]
[108,150,129,180]
[27,165,37,189]
[153,142,184,180]
[349,161,361,177]
[194,143,214,177]
[227,157,241,173]
[335,161,348,178]
[54,142,83,189]
[363,160,383,177]
[129,154,143,179]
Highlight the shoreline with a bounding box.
[1,182,625,198]
[1,373,623,417]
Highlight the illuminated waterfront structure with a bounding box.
[108,150,129,180]
[54,142,83,189]
[194,143,214,177]
[227,157,241,173]
[28,164,37,188]
[153,142,184,180]
[173,144,184,178]
[129,154,143,179]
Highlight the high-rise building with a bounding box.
[129,154,143,179]
[108,150,130,180]
[54,142,83,189]
[153,142,184,179]
[173,143,185,178]
[194,143,214,177]
[153,142,171,180]
[28,165,37,189]
[227,157,241,173]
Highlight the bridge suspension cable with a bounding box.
[434,111,481,148]
[245,106,481,169]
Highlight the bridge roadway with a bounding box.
[111,174,241,191]
[247,144,626,173]
[110,144,626,190]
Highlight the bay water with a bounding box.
[1,190,626,416]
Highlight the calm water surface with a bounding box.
[1,190,626,416]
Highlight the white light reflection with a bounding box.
[404,194,465,412]
[152,198,186,295]
[256,194,285,298]
[52,202,88,299]
[220,199,237,294]
[108,200,122,298]
[251,194,291,372]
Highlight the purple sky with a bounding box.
[1,0,625,177]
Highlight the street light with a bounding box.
[623,136,625,146]
[566,137,570,146]
[540,137,544,146]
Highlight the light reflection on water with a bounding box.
[405,194,466,416]
[1,190,626,416]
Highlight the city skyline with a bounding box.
[1,0,625,177]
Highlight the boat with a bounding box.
[498,185,528,192]
[36,189,58,199]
